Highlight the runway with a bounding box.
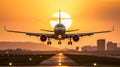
[39,52,79,66]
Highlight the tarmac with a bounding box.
[39,52,79,66]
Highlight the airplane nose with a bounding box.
[55,27,64,31]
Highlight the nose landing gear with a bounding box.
[58,40,62,45]
[68,41,72,45]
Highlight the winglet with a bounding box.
[4,26,7,31]
[112,26,114,31]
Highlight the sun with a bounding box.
[50,12,72,29]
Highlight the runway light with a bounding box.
[93,62,97,66]
[58,62,62,66]
[40,56,42,57]
[58,35,62,38]
[29,58,32,61]
[9,62,12,66]
[6,51,9,54]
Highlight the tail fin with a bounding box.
[59,10,61,24]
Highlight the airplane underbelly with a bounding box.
[54,31,65,40]
[55,36,65,40]
[54,26,66,40]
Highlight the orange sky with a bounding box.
[0,0,120,49]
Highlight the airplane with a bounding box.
[4,10,114,45]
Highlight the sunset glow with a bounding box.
[50,12,72,29]
[0,0,120,49]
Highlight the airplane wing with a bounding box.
[40,29,79,32]
[66,29,79,32]
[66,27,114,37]
[4,27,54,37]
[40,29,54,32]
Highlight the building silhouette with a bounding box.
[76,46,79,51]
[107,41,117,51]
[81,46,97,51]
[97,39,105,51]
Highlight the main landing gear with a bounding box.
[47,37,52,45]
[68,41,72,45]
[68,37,72,45]
[47,41,51,45]
[47,37,73,45]
[58,40,62,45]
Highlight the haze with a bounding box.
[0,0,120,49]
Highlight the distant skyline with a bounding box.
[0,42,58,51]
[0,0,120,49]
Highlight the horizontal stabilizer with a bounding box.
[66,29,79,32]
[40,29,54,32]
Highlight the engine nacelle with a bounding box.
[40,35,47,42]
[73,35,79,42]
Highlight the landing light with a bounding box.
[58,35,62,38]
[59,53,63,56]
[93,62,97,66]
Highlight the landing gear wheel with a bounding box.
[70,42,72,45]
[58,41,62,45]
[47,41,52,45]
[50,41,52,45]
[68,37,72,45]
[47,42,49,45]
[68,41,72,45]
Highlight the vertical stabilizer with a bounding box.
[59,10,61,24]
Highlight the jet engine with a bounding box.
[73,35,79,42]
[40,35,47,42]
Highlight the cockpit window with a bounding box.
[55,24,65,28]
